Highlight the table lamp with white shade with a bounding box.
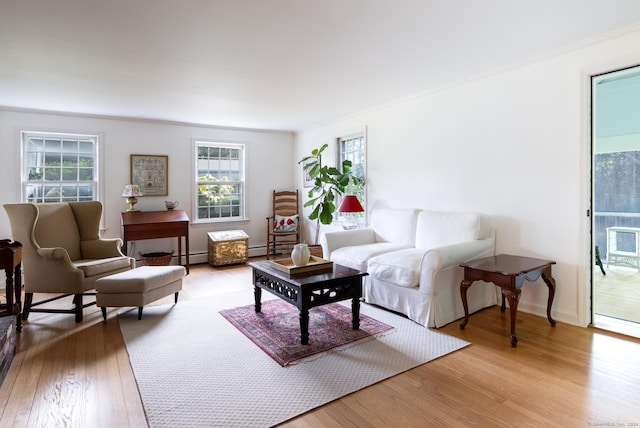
[122,184,143,212]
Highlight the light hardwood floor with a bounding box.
[1,261,640,427]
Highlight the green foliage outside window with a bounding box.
[197,175,235,204]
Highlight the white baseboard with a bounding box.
[516,301,578,327]
[134,245,284,266]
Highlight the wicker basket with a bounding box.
[140,251,173,266]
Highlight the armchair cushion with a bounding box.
[75,256,135,279]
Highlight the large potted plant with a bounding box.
[299,143,364,246]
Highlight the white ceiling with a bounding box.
[3,0,640,132]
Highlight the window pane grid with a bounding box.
[23,132,98,202]
[195,141,245,221]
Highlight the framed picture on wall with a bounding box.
[303,168,314,188]
[130,154,168,196]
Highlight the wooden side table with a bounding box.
[0,240,22,333]
[459,254,556,347]
[121,210,190,274]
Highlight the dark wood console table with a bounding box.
[0,240,22,332]
[459,254,556,347]
[121,210,190,274]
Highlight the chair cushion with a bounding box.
[368,248,427,288]
[74,256,135,278]
[273,214,298,232]
[331,242,410,271]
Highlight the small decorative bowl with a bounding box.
[164,200,179,210]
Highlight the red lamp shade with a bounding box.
[338,195,364,213]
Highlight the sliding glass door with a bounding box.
[592,65,640,337]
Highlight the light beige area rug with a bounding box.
[119,291,469,428]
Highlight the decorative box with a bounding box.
[207,230,249,266]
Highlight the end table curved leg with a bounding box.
[541,268,557,327]
[503,289,521,348]
[460,279,473,329]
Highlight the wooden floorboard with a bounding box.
[1,262,639,427]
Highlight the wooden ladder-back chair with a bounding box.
[266,190,300,259]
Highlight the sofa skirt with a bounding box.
[364,266,498,328]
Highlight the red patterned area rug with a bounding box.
[219,299,394,366]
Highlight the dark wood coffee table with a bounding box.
[249,260,368,345]
[459,254,556,347]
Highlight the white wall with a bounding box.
[0,110,295,263]
[295,27,640,327]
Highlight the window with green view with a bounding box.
[22,132,98,203]
[338,133,366,216]
[194,141,245,222]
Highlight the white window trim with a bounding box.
[336,129,367,220]
[192,139,247,224]
[20,130,102,203]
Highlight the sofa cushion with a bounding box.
[331,242,410,271]
[415,211,490,250]
[370,208,419,246]
[368,248,427,288]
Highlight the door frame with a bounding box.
[580,57,640,328]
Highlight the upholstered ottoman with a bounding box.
[95,265,185,320]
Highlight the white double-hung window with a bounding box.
[194,140,245,222]
[21,131,98,203]
[338,132,366,207]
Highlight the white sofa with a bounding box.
[320,208,498,328]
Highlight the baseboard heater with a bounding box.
[133,245,281,265]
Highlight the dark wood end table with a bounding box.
[0,240,22,333]
[249,260,367,345]
[459,254,556,347]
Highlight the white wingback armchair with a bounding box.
[4,201,135,322]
